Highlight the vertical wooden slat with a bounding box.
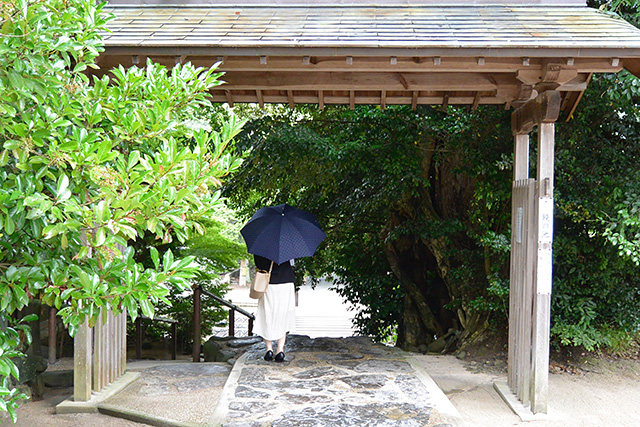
[120,309,127,375]
[74,319,92,402]
[93,310,104,392]
[109,310,116,383]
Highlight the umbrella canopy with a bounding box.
[240,203,326,265]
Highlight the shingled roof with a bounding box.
[96,4,640,112]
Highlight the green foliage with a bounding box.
[227,105,515,345]
[0,0,244,418]
[151,213,249,351]
[0,314,32,422]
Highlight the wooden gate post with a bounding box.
[530,122,555,414]
[506,90,560,414]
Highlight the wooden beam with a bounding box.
[287,90,294,109]
[511,90,561,135]
[221,71,498,91]
[163,55,624,74]
[318,90,324,109]
[441,93,449,111]
[623,57,640,78]
[397,73,409,90]
[381,90,387,110]
[225,90,234,107]
[349,90,355,110]
[411,91,418,110]
[256,89,264,109]
[565,73,592,122]
[209,93,511,106]
[472,91,480,111]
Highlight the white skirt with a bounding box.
[254,282,296,341]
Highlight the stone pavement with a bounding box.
[209,335,464,427]
[27,335,463,426]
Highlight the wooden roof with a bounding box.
[96,4,640,113]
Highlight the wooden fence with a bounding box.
[74,308,127,401]
[507,178,536,406]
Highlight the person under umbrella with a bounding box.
[241,204,325,363]
[252,254,296,362]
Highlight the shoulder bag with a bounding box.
[249,261,273,299]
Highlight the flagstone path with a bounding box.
[210,335,463,427]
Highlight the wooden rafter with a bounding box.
[256,89,264,109]
[225,90,234,107]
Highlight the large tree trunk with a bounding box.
[387,134,490,352]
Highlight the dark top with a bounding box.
[254,255,295,284]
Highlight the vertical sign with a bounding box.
[537,198,554,294]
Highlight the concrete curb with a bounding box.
[406,355,466,427]
[98,403,201,427]
[207,352,248,426]
[55,371,140,414]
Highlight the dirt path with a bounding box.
[418,354,640,427]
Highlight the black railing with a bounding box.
[134,315,178,360]
[192,286,255,362]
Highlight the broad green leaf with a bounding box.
[56,174,69,199]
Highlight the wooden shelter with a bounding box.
[83,0,640,417]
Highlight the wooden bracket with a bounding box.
[511,91,561,135]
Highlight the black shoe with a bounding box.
[264,350,274,361]
[274,352,285,363]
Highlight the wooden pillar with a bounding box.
[193,286,201,362]
[73,319,92,402]
[530,122,554,414]
[508,91,560,414]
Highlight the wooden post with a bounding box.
[229,309,235,337]
[193,286,201,362]
[135,317,142,359]
[508,91,560,414]
[73,319,92,402]
[171,322,177,360]
[530,122,555,414]
[48,307,57,364]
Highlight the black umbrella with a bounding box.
[240,203,326,264]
